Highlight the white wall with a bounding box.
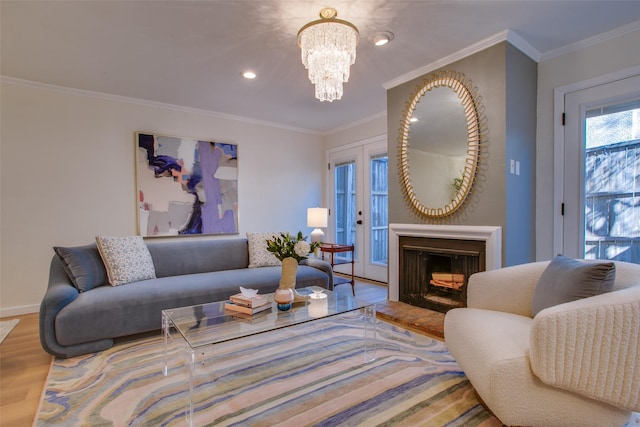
[323,114,387,150]
[536,29,640,260]
[0,80,324,315]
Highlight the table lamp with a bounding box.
[307,207,328,243]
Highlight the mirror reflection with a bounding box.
[398,70,484,219]
[408,87,468,208]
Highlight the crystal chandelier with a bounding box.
[297,8,359,102]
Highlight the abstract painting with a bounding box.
[136,132,238,236]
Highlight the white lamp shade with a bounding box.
[308,207,328,244]
[307,208,328,228]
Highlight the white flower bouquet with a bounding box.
[266,231,319,263]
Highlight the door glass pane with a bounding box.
[335,161,356,260]
[370,154,388,265]
[584,100,640,262]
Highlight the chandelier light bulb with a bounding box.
[297,8,359,102]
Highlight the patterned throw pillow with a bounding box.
[95,236,156,286]
[246,232,282,268]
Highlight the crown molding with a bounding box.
[540,19,640,62]
[383,20,640,91]
[505,30,541,62]
[323,110,386,137]
[383,30,539,90]
[0,76,322,136]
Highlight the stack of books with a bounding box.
[224,292,271,315]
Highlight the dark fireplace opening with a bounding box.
[399,236,486,313]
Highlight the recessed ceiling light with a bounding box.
[242,71,257,79]
[373,31,394,47]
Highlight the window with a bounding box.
[584,100,640,262]
[335,161,356,260]
[370,155,388,265]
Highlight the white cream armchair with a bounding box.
[444,260,640,427]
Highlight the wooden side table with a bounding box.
[319,243,355,295]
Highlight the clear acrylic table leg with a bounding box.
[162,312,170,376]
[363,304,377,363]
[163,312,195,426]
[185,348,195,427]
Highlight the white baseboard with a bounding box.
[0,304,39,319]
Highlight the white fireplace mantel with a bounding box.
[388,224,502,301]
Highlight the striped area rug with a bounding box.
[34,316,500,426]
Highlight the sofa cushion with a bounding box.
[96,236,156,286]
[531,255,615,316]
[147,238,250,277]
[53,244,108,292]
[247,232,282,268]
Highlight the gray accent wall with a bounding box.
[505,43,537,266]
[387,42,537,267]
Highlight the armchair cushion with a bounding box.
[530,285,640,412]
[531,255,615,316]
[467,261,548,316]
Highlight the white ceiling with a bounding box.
[2,1,640,134]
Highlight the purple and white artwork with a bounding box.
[136,132,238,236]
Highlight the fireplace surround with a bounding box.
[388,224,502,307]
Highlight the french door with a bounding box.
[562,74,640,262]
[328,138,388,282]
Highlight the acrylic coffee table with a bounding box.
[162,287,376,426]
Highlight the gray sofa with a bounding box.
[40,238,333,358]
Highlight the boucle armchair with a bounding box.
[444,260,640,427]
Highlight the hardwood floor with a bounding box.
[0,313,51,427]
[333,275,388,303]
[0,279,388,426]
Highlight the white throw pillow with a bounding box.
[95,236,156,286]
[246,232,282,268]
